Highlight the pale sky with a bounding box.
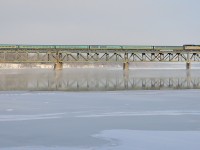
[0,0,199,45]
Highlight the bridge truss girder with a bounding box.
[0,49,200,63]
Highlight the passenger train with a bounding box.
[0,44,199,50]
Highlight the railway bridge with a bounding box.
[0,45,200,70]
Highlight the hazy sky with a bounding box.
[0,0,199,45]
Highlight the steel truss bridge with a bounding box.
[0,45,200,70]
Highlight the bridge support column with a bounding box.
[186,52,191,70]
[186,62,191,70]
[123,62,129,71]
[54,62,63,70]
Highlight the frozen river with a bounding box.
[0,69,200,150]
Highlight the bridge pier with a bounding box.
[54,62,63,70]
[186,52,191,70]
[186,62,191,70]
[123,62,129,71]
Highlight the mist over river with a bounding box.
[0,66,200,150]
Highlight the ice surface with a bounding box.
[93,130,200,150]
[1,129,200,150]
[0,90,200,149]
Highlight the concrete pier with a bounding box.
[54,62,63,70]
[186,62,191,70]
[123,62,129,71]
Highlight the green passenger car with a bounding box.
[154,46,183,50]
[56,45,89,49]
[89,45,122,49]
[18,45,55,49]
[122,45,154,50]
[0,44,18,49]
